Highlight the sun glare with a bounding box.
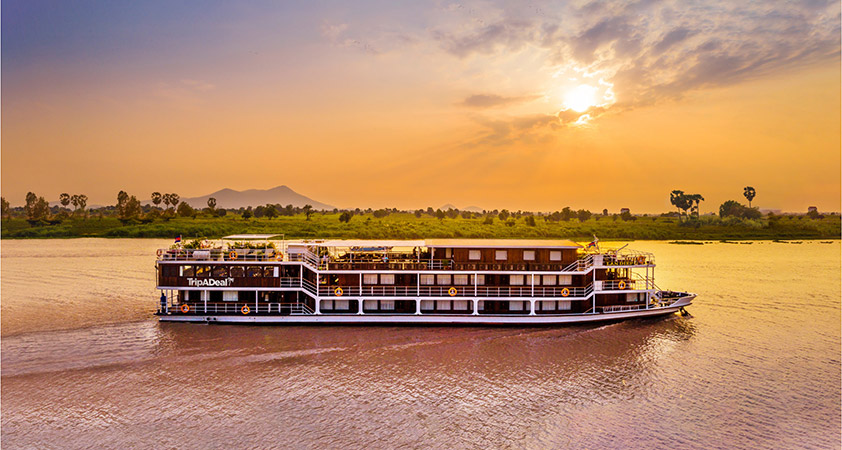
[563,84,597,112]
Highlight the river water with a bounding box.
[1,239,839,449]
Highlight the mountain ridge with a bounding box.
[147,185,334,210]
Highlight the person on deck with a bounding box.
[160,292,167,313]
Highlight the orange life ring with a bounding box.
[561,288,570,297]
[619,281,627,290]
[180,304,190,313]
[276,252,284,261]
[229,251,238,260]
[448,287,457,296]
[156,249,163,257]
[241,305,250,314]
[334,287,343,297]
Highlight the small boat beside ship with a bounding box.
[155,235,695,325]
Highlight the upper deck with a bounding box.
[156,237,653,271]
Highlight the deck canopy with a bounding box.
[424,239,582,249]
[310,240,425,250]
[222,234,283,240]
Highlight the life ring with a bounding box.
[448,287,457,296]
[276,252,284,261]
[229,251,238,260]
[334,287,343,297]
[241,305,250,314]
[618,281,627,290]
[561,288,570,297]
[156,249,163,257]
[180,304,190,313]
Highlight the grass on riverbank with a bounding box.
[1,212,839,240]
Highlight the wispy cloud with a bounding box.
[459,94,539,108]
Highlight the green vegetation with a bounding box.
[2,211,839,240]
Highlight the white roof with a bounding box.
[222,234,282,240]
[313,240,426,248]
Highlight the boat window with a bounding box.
[195,265,211,277]
[181,265,194,277]
[542,275,557,286]
[510,275,525,285]
[453,274,469,285]
[212,266,229,277]
[436,274,451,285]
[364,300,378,310]
[335,299,349,310]
[453,300,469,310]
[523,250,536,261]
[162,265,179,277]
[380,274,395,285]
[223,291,238,301]
[380,300,395,310]
[468,250,481,260]
[558,300,572,310]
[471,274,485,285]
[364,274,378,284]
[495,250,508,260]
[436,300,451,310]
[509,301,524,311]
[420,274,435,285]
[559,275,572,286]
[322,300,334,310]
[263,267,275,277]
[247,266,262,277]
[230,266,245,277]
[540,301,556,311]
[549,251,562,261]
[421,300,434,310]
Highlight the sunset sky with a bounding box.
[2,0,840,212]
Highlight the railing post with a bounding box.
[415,298,421,315]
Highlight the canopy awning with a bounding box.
[222,234,283,240]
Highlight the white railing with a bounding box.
[599,279,646,291]
[171,302,313,315]
[316,284,594,298]
[563,254,593,272]
[158,248,283,262]
[602,304,641,313]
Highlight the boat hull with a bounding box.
[159,295,694,326]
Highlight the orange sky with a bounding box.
[2,1,840,212]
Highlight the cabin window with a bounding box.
[626,293,639,302]
[542,275,557,286]
[540,301,556,311]
[421,300,434,310]
[162,265,179,277]
[437,274,452,285]
[335,299,349,310]
[380,300,395,310]
[510,275,525,286]
[223,291,238,301]
[559,275,572,286]
[495,250,508,260]
[197,266,213,277]
[180,266,191,276]
[445,248,452,258]
[364,300,378,310]
[523,250,536,261]
[472,274,485,285]
[246,266,262,277]
[420,274,435,285]
[230,266,244,277]
[509,301,524,311]
[322,300,334,310]
[212,266,228,277]
[477,300,485,310]
[381,274,395,285]
[468,250,481,260]
[363,274,378,284]
[453,300,469,310]
[558,301,572,310]
[550,251,562,261]
[436,300,451,310]
[263,267,275,277]
[453,274,469,285]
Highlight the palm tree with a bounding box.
[743,186,756,208]
[151,192,162,209]
[686,194,705,218]
[162,193,171,210]
[59,193,71,211]
[207,197,217,210]
[169,194,180,211]
[670,190,685,221]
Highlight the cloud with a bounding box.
[459,94,538,108]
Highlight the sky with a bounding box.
[2,0,840,212]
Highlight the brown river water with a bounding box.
[1,239,840,449]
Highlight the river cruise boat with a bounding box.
[155,235,695,325]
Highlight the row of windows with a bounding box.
[170,265,284,278]
[468,250,564,261]
[362,274,572,286]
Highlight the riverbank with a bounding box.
[1,213,839,240]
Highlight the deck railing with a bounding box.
[598,279,647,291]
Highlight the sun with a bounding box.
[563,84,598,112]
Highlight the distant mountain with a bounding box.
[152,186,334,210]
[440,204,483,212]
